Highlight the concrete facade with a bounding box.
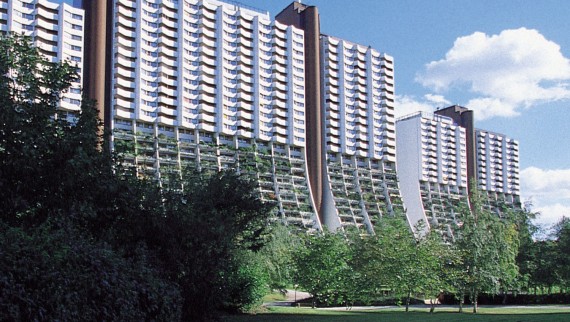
[1,0,85,122]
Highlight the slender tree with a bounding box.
[453,187,520,313]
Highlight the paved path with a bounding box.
[266,292,570,311]
[264,289,311,307]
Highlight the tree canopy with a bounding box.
[0,34,274,321]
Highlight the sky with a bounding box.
[57,0,569,228]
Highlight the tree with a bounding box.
[0,222,181,321]
[293,231,351,308]
[0,32,277,322]
[352,217,451,312]
[111,169,274,320]
[554,217,570,292]
[511,202,540,293]
[259,222,301,292]
[0,34,183,321]
[223,249,270,313]
[0,33,80,226]
[453,188,520,313]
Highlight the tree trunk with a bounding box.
[429,299,435,313]
[472,292,478,314]
[405,290,411,312]
[459,290,464,313]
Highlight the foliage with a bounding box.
[351,217,453,311]
[109,169,274,320]
[0,34,275,321]
[293,231,351,307]
[259,223,301,292]
[553,217,570,290]
[223,250,270,313]
[452,188,520,313]
[0,223,181,321]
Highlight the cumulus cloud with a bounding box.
[532,204,570,228]
[416,28,570,120]
[394,95,435,118]
[521,167,570,199]
[424,94,450,105]
[520,166,570,227]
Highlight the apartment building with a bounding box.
[0,0,84,122]
[272,3,403,233]
[435,105,521,209]
[396,111,469,236]
[396,105,521,237]
[5,0,522,235]
[103,0,322,232]
[318,35,401,233]
[64,0,404,233]
[476,129,521,206]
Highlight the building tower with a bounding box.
[80,0,403,233]
[103,0,320,232]
[396,106,521,236]
[1,0,85,122]
[396,111,469,237]
[275,2,324,223]
[475,129,520,207]
[276,5,402,233]
[434,105,520,209]
[319,35,401,233]
[434,105,476,192]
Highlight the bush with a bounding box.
[0,223,182,321]
[222,250,269,313]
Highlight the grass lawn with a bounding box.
[222,305,570,321]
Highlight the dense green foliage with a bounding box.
[289,199,568,313]
[0,34,273,321]
[293,231,352,307]
[451,188,521,313]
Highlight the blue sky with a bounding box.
[58,0,569,227]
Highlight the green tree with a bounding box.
[0,34,184,320]
[511,202,540,293]
[0,223,181,321]
[112,169,274,320]
[0,33,79,225]
[293,231,351,308]
[554,217,570,292]
[531,240,560,294]
[453,188,520,313]
[353,217,451,312]
[223,249,270,313]
[259,222,301,292]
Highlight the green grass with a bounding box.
[261,292,287,302]
[222,305,570,322]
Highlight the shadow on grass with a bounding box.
[222,308,570,322]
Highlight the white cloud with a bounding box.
[417,28,570,120]
[532,204,570,228]
[521,167,570,199]
[520,166,570,227]
[424,94,450,105]
[394,95,436,118]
